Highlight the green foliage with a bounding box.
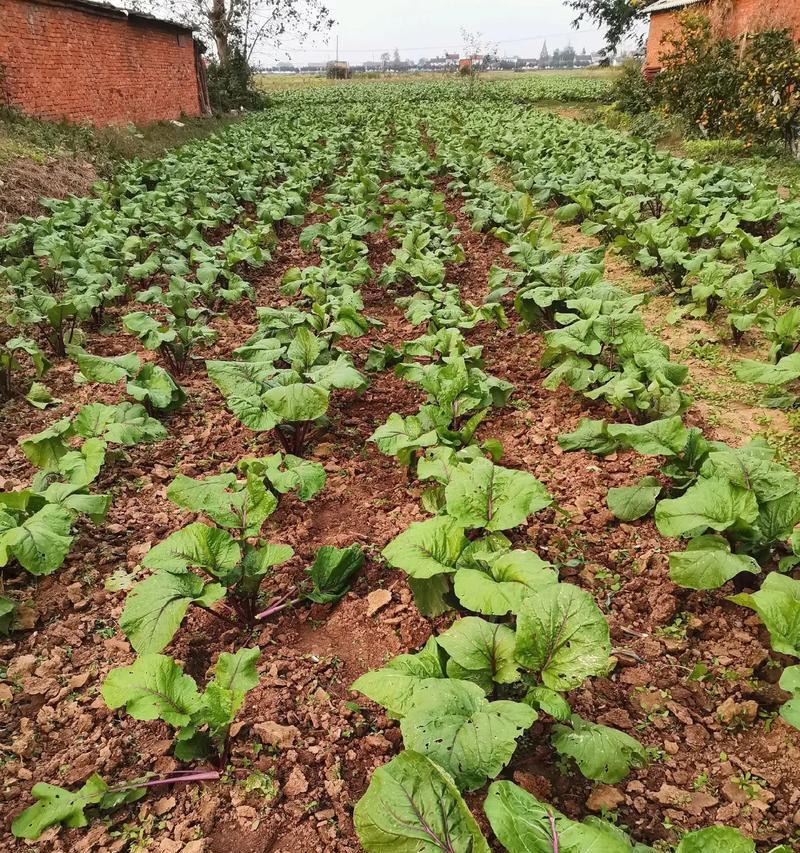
[102,648,260,762]
[207,48,265,113]
[655,13,800,150]
[551,714,648,783]
[12,775,146,840]
[485,781,654,853]
[515,583,611,691]
[354,751,491,853]
[400,679,535,790]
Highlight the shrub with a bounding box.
[658,12,742,138]
[207,48,265,113]
[655,12,800,152]
[612,60,658,115]
[737,30,800,153]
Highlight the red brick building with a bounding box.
[0,0,211,126]
[645,0,800,75]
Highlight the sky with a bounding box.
[250,0,644,67]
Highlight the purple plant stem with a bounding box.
[255,596,301,621]
[111,771,220,792]
[547,813,559,853]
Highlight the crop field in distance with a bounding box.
[3,73,800,853]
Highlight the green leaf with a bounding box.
[701,445,799,502]
[241,541,294,584]
[354,751,490,853]
[778,665,800,731]
[515,583,611,691]
[0,595,15,635]
[127,364,186,413]
[735,354,800,386]
[308,354,367,392]
[655,477,759,538]
[555,202,582,223]
[19,417,73,469]
[444,458,551,531]
[167,473,277,535]
[0,504,73,575]
[558,418,617,455]
[262,382,329,422]
[25,382,60,410]
[369,412,440,458]
[75,350,141,384]
[606,417,687,456]
[73,402,167,446]
[214,647,260,695]
[407,575,453,618]
[453,549,558,616]
[484,781,648,853]
[57,437,106,486]
[306,544,364,604]
[37,482,110,523]
[400,679,536,791]
[669,536,760,590]
[351,637,446,719]
[524,687,572,721]
[102,653,203,726]
[437,617,520,692]
[142,523,241,576]
[239,453,326,501]
[675,826,755,853]
[607,477,662,522]
[551,714,647,783]
[382,516,468,579]
[730,573,800,657]
[120,570,225,653]
[12,775,107,839]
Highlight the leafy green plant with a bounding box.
[123,310,218,374]
[103,648,259,765]
[0,337,50,401]
[207,328,366,455]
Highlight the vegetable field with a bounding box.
[2,77,800,852]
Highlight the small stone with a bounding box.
[664,740,679,755]
[153,795,176,816]
[717,696,758,726]
[253,721,300,748]
[366,589,392,617]
[587,785,625,812]
[0,683,13,702]
[7,654,37,679]
[363,734,392,754]
[283,767,309,798]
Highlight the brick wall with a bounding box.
[0,0,203,125]
[645,0,800,71]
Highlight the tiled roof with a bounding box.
[647,0,705,12]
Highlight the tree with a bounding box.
[380,51,391,69]
[566,0,657,54]
[393,48,401,67]
[135,0,334,67]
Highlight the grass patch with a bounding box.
[0,107,243,177]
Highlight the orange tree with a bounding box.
[656,12,800,152]
[657,12,741,138]
[737,30,800,152]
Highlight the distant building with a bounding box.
[539,41,550,68]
